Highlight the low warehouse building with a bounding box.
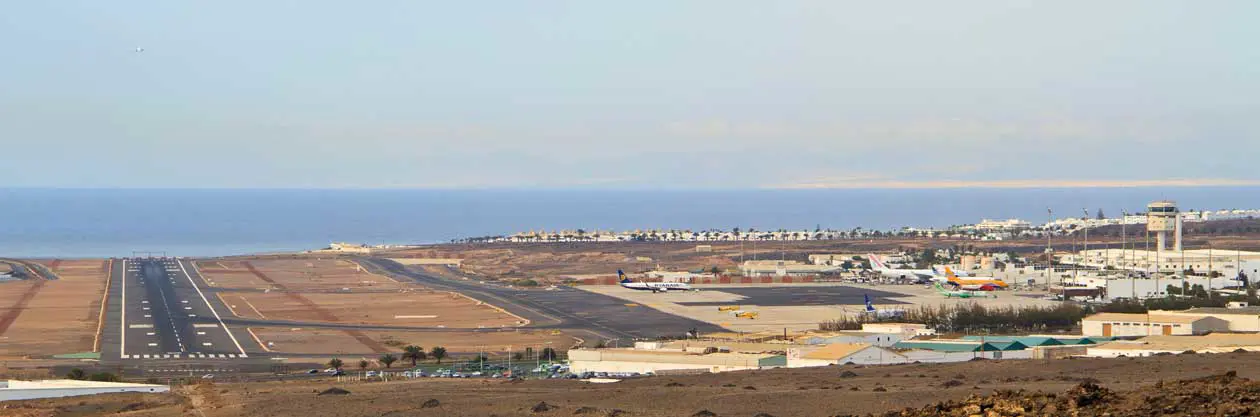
[0,380,168,402]
[892,339,1029,361]
[861,323,936,336]
[1080,313,1229,337]
[786,343,906,367]
[1086,333,1260,358]
[568,349,785,374]
[1152,306,1260,332]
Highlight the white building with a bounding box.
[974,219,1032,232]
[0,380,169,402]
[860,323,936,337]
[1080,312,1229,337]
[1063,248,1260,281]
[567,349,784,374]
[327,242,373,254]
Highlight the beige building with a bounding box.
[1086,333,1260,358]
[808,254,863,266]
[740,260,840,277]
[1151,305,1260,333]
[567,349,785,374]
[1081,312,1229,337]
[786,343,906,367]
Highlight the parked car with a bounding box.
[366,371,379,377]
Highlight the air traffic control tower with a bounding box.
[1147,200,1183,252]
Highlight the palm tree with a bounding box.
[358,359,370,372]
[540,347,558,361]
[430,346,448,364]
[402,345,426,366]
[328,358,343,370]
[379,353,397,369]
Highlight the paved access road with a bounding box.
[101,258,253,363]
[356,258,725,342]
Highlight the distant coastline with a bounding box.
[3,187,1260,258]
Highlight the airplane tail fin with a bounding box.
[944,267,957,279]
[867,254,885,270]
[617,269,631,284]
[864,294,876,312]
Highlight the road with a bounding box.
[101,258,257,365]
[356,258,725,343]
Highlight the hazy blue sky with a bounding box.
[2,1,1257,188]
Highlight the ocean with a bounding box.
[2,187,1259,258]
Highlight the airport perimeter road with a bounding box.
[357,258,725,341]
[101,258,254,364]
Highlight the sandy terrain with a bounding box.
[196,259,398,291]
[252,327,578,356]
[580,283,1060,333]
[224,290,521,327]
[13,351,1260,416]
[0,259,109,357]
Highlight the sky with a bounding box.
[1,1,1257,189]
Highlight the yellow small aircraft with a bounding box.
[717,306,741,312]
[733,310,759,319]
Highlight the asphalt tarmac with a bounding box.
[674,286,911,307]
[101,258,253,364]
[356,258,725,342]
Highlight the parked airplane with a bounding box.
[933,265,973,277]
[863,294,905,318]
[934,282,993,298]
[867,254,940,282]
[732,310,759,319]
[618,270,694,293]
[942,267,1008,290]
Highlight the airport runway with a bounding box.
[356,258,725,342]
[100,258,257,365]
[674,286,912,307]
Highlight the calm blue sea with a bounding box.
[2,187,1259,258]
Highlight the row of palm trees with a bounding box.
[326,345,449,371]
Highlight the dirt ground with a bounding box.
[252,327,578,356]
[195,259,398,291]
[205,259,520,327]
[223,290,522,327]
[0,259,109,357]
[13,351,1260,417]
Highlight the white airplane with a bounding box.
[618,270,693,293]
[867,254,941,282]
[863,294,905,318]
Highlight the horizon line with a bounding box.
[4,179,1260,191]
[774,178,1260,189]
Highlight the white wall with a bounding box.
[569,360,757,374]
[0,385,168,402]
